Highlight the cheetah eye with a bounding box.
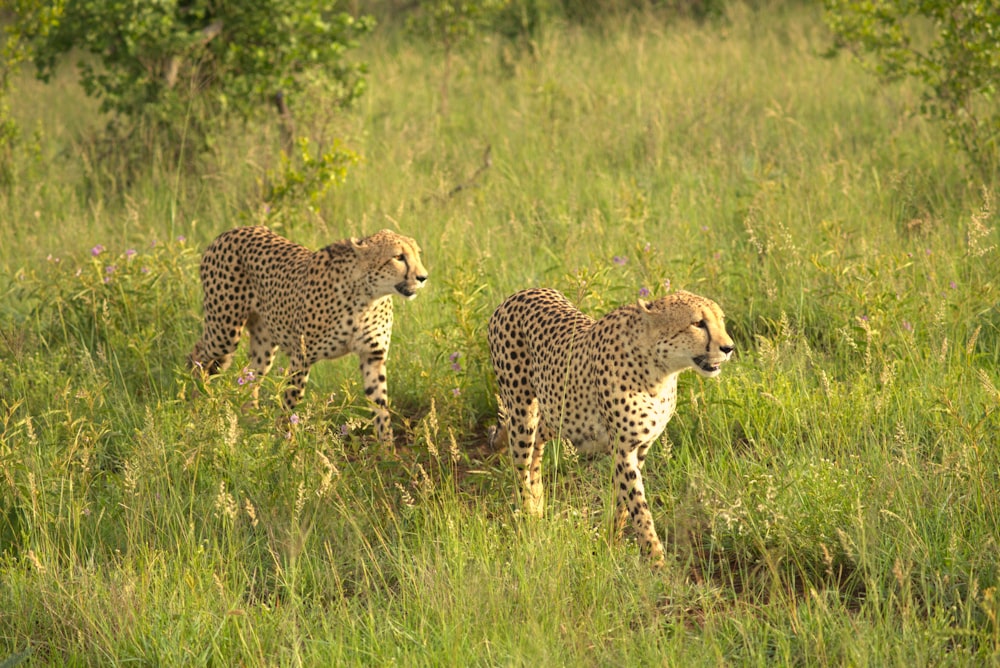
[695,319,707,329]
[394,253,406,262]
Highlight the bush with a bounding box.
[14,0,372,163]
[1,0,59,187]
[824,0,1000,179]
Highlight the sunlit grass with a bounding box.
[1,2,999,664]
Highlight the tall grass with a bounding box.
[2,2,998,664]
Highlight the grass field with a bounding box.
[2,2,999,664]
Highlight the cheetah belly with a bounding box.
[550,381,678,457]
[537,380,613,456]
[568,427,613,456]
[314,329,352,361]
[543,407,612,455]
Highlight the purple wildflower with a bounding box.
[125,249,137,259]
[177,235,187,243]
[902,321,913,332]
[643,242,651,253]
[289,414,300,425]
[638,286,650,298]
[612,256,627,266]
[949,281,957,290]
[452,388,461,397]
[662,279,671,291]
[105,265,116,274]
[340,424,349,436]
[91,244,105,257]
[237,367,256,386]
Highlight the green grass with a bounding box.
[2,3,999,665]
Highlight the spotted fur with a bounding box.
[488,288,734,565]
[188,226,428,442]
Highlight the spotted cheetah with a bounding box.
[188,226,428,442]
[488,288,734,565]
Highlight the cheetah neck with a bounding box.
[650,372,679,418]
[315,249,387,307]
[614,309,681,398]
[646,370,679,398]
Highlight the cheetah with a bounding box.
[488,288,734,565]
[188,226,428,442]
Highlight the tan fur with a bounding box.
[488,288,734,565]
[188,226,428,442]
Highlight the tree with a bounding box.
[824,0,1000,179]
[14,0,372,159]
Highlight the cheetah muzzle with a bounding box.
[396,282,419,299]
[692,355,723,376]
[488,287,734,567]
[188,226,428,443]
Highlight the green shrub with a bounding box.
[824,0,1000,178]
[14,0,372,163]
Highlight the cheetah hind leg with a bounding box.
[186,328,239,401]
[507,397,545,517]
[488,415,552,513]
[187,338,236,377]
[487,394,509,453]
[489,396,533,511]
[243,315,277,413]
[282,355,311,412]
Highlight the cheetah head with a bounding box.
[639,290,734,378]
[352,229,429,300]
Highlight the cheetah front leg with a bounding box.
[614,439,655,536]
[359,350,393,444]
[615,442,665,566]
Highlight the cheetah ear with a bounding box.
[637,298,651,313]
[350,237,366,254]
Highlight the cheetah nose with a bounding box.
[720,345,734,355]
[416,274,428,283]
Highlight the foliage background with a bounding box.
[1,0,998,664]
